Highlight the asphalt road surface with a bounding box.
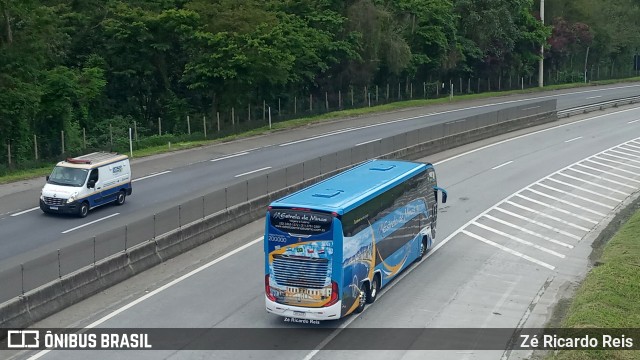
[9,101,640,360]
[1,83,640,277]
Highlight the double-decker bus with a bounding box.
[264,159,447,320]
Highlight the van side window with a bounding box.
[89,169,99,183]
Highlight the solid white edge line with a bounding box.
[355,138,382,147]
[210,152,249,162]
[564,136,583,143]
[234,167,272,178]
[27,237,264,360]
[492,160,514,170]
[585,96,602,99]
[131,171,172,183]
[627,119,640,124]
[60,213,120,234]
[10,207,40,217]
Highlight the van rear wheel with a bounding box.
[115,191,126,206]
[78,202,89,218]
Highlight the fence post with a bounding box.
[263,100,266,121]
[294,97,297,114]
[467,78,471,93]
[410,83,413,99]
[278,98,281,115]
[203,115,207,138]
[325,92,329,110]
[386,83,389,100]
[363,86,367,105]
[398,82,401,99]
[423,82,426,98]
[351,87,354,106]
[134,121,138,141]
[459,78,462,94]
[217,112,220,132]
[109,124,113,146]
[521,77,524,90]
[338,90,342,109]
[83,128,86,149]
[7,140,11,165]
[268,106,272,129]
[309,94,313,112]
[158,117,162,136]
[187,115,191,135]
[34,134,38,160]
[61,130,65,153]
[248,104,251,122]
[376,85,379,103]
[232,107,235,127]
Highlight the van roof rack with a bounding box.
[64,152,124,165]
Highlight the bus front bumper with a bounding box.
[265,296,342,321]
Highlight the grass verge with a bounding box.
[2,77,640,185]
[545,201,640,360]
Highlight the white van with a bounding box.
[40,152,132,217]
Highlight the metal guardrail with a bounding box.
[557,95,640,118]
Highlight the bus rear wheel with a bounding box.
[366,276,379,304]
[417,237,428,260]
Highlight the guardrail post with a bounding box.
[179,205,182,229]
[125,225,128,252]
[153,214,156,240]
[93,236,96,265]
[21,263,24,295]
[202,196,205,219]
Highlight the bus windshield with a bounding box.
[48,166,89,187]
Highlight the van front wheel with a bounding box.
[115,191,126,206]
[78,202,89,218]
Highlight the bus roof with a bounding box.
[270,159,430,215]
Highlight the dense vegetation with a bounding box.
[1,0,639,167]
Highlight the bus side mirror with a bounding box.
[88,180,96,189]
[434,186,447,204]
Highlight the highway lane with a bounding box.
[1,84,640,277]
[15,104,640,360]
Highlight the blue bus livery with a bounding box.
[264,159,447,320]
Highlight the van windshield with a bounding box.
[48,166,89,187]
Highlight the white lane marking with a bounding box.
[10,207,40,217]
[27,237,264,360]
[533,183,614,209]
[603,151,640,164]
[234,167,272,178]
[628,119,640,124]
[523,188,607,217]
[565,136,583,143]
[585,159,640,176]
[279,128,357,146]
[492,160,514,170]
[515,193,599,223]
[210,152,249,162]
[521,106,540,111]
[576,163,640,182]
[505,200,591,232]
[355,138,382,147]
[586,95,602,99]
[435,106,640,165]
[554,173,629,196]
[565,167,638,189]
[619,145,640,154]
[483,214,573,248]
[61,213,120,234]
[594,155,640,170]
[493,207,582,240]
[131,171,172,183]
[471,221,566,258]
[462,230,555,270]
